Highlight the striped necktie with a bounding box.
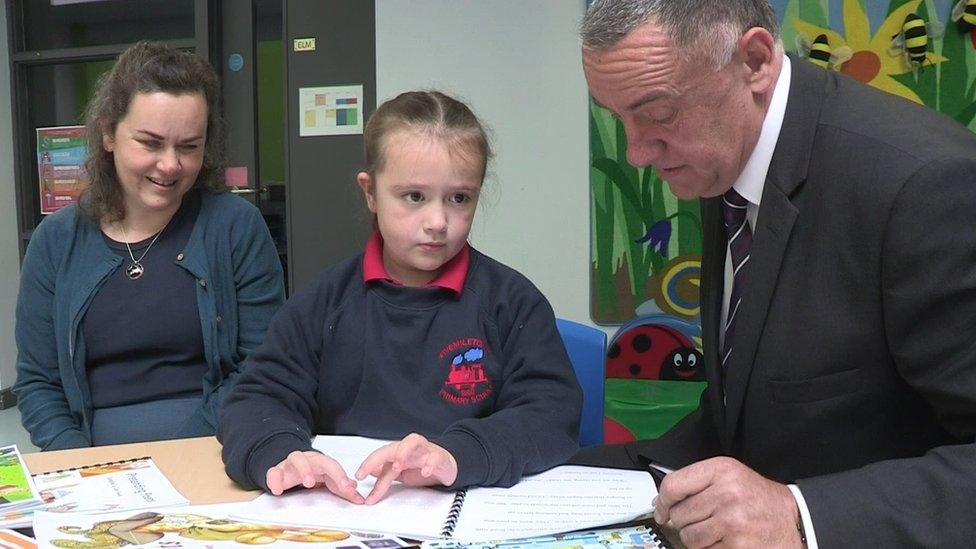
[722,189,752,370]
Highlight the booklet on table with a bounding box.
[235,435,657,542]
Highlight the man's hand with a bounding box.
[355,433,459,505]
[653,456,803,548]
[266,450,364,504]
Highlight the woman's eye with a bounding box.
[139,140,161,150]
[404,192,423,204]
[449,193,470,204]
[178,144,200,153]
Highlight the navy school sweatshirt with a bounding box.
[218,245,582,491]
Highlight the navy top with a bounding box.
[84,191,206,409]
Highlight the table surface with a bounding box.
[21,436,259,504]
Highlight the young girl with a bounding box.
[219,91,582,504]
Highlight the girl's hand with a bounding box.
[355,433,459,504]
[266,450,365,504]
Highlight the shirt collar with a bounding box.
[362,232,469,294]
[731,54,792,207]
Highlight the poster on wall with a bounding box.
[37,126,88,215]
[298,84,363,137]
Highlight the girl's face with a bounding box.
[103,91,208,220]
[357,130,482,287]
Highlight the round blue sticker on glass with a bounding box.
[228,53,244,72]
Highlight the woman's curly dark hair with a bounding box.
[81,40,226,221]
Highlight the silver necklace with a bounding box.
[119,224,165,280]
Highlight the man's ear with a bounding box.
[356,171,377,212]
[738,27,778,94]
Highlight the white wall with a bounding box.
[375,1,595,327]
[0,1,21,392]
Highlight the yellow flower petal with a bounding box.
[868,74,924,104]
[884,51,949,74]
[879,48,913,76]
[842,0,871,47]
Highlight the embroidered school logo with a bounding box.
[438,337,493,405]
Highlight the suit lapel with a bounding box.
[722,56,825,441]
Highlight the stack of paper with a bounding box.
[0,528,36,549]
[32,503,412,548]
[0,446,44,522]
[0,455,188,529]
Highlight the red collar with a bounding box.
[362,232,468,294]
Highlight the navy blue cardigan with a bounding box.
[14,190,285,450]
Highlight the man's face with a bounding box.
[582,22,764,199]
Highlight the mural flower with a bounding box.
[635,219,672,258]
[793,0,948,104]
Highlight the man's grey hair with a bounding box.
[581,0,780,70]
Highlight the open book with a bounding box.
[234,436,656,542]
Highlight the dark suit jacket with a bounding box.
[574,57,976,547]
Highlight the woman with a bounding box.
[14,41,285,450]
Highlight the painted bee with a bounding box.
[952,0,976,31]
[951,0,976,48]
[889,13,944,73]
[795,33,852,71]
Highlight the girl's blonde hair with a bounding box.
[363,90,492,182]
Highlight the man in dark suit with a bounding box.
[578,1,976,547]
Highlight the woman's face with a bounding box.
[102,91,208,220]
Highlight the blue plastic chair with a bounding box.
[556,318,607,447]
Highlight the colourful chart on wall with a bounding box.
[298,84,364,137]
[37,126,88,215]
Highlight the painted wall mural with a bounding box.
[783,0,976,118]
[592,0,976,443]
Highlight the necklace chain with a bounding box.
[119,223,165,280]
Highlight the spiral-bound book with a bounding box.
[236,436,657,542]
[420,521,672,549]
